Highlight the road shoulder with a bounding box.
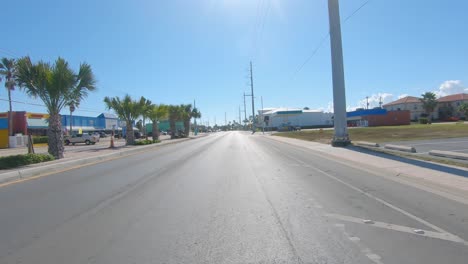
[264,134,468,204]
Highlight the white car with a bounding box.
[64,134,99,145]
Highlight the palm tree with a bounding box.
[16,56,96,159]
[180,104,193,137]
[168,105,182,139]
[147,104,168,141]
[458,102,468,120]
[0,58,17,136]
[104,95,147,145]
[139,97,152,139]
[420,92,438,122]
[191,107,201,134]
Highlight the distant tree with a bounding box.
[147,104,168,140]
[0,58,17,136]
[420,92,438,122]
[138,97,152,139]
[303,107,310,110]
[104,95,147,145]
[459,103,468,120]
[16,56,96,158]
[168,105,183,139]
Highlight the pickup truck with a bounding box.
[64,133,99,145]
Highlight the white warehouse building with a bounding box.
[258,108,333,129]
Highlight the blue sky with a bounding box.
[2,0,468,125]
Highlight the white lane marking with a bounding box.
[326,213,467,245]
[265,136,468,205]
[366,253,382,262]
[281,152,468,247]
[336,224,384,264]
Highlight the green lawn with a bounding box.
[274,123,468,144]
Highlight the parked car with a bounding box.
[161,131,168,135]
[122,131,142,139]
[98,131,108,137]
[64,133,99,145]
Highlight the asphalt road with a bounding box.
[1,131,467,264]
[384,137,468,154]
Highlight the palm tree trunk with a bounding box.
[126,122,135,145]
[8,88,13,136]
[47,113,64,159]
[184,119,190,138]
[152,121,159,141]
[169,119,176,139]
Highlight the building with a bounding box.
[437,93,468,119]
[382,96,425,121]
[0,111,125,148]
[347,108,410,127]
[383,93,468,121]
[259,108,333,129]
[145,120,184,135]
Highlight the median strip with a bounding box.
[354,141,380,148]
[384,144,416,153]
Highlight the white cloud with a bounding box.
[398,94,409,99]
[349,93,394,111]
[433,80,468,97]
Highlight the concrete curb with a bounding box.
[0,137,196,185]
[354,141,380,148]
[429,150,468,160]
[384,144,416,153]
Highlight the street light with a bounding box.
[69,103,75,135]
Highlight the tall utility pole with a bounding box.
[249,61,255,133]
[261,96,264,133]
[366,96,369,110]
[193,99,198,135]
[238,106,241,127]
[328,0,350,146]
[243,92,247,122]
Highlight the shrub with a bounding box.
[134,139,154,145]
[0,153,55,170]
[33,136,48,144]
[419,118,428,124]
[153,139,161,143]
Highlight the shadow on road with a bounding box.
[346,146,468,178]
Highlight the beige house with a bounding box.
[437,93,468,119]
[382,96,426,121]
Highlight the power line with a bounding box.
[257,0,271,55]
[251,0,271,60]
[291,0,373,79]
[0,98,105,114]
[0,48,19,58]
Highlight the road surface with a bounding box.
[1,131,467,264]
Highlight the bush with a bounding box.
[134,139,154,145]
[0,153,55,170]
[153,139,161,143]
[33,136,48,144]
[419,118,428,124]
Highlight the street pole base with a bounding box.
[331,137,351,147]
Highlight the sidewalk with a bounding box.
[264,134,468,204]
[0,133,208,185]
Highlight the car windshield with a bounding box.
[1,1,468,263]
